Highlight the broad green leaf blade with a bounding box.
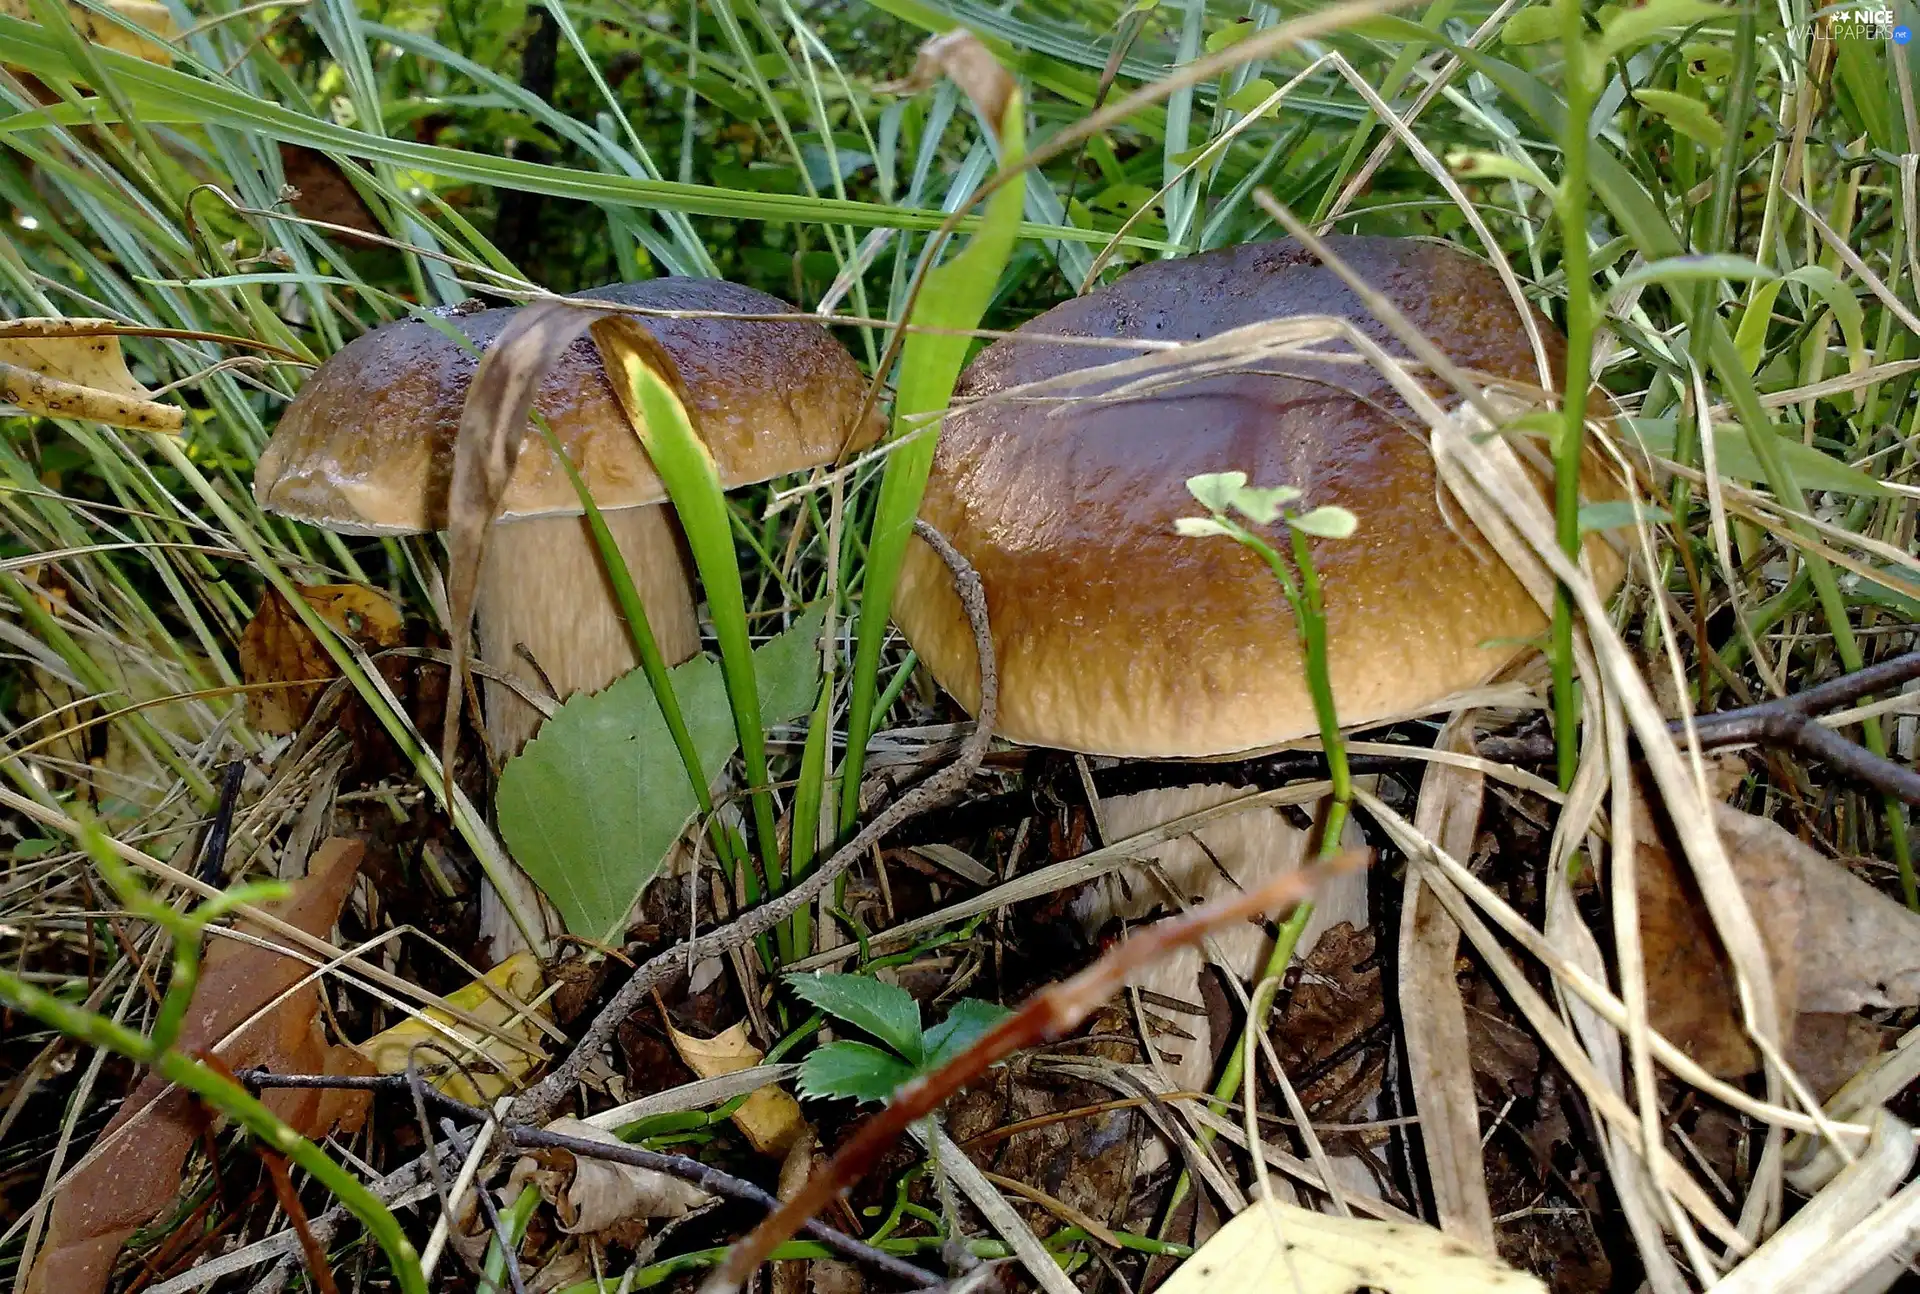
[1501,6,1558,43]
[1610,253,1774,298]
[922,998,1014,1070]
[593,317,782,900]
[1631,89,1726,150]
[787,971,924,1064]
[1289,506,1359,539]
[1185,471,1247,512]
[496,613,824,942]
[1621,419,1886,497]
[797,1041,917,1104]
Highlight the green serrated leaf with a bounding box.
[788,972,925,1064]
[1175,516,1234,537]
[797,1041,917,1104]
[1501,7,1559,44]
[496,610,825,942]
[1631,88,1725,150]
[1290,506,1359,539]
[923,998,1015,1070]
[1577,500,1674,532]
[1593,0,1728,63]
[1621,418,1887,497]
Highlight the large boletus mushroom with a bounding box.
[891,236,1626,1102]
[893,235,1626,756]
[256,278,883,758]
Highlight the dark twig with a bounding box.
[506,1126,941,1286]
[1477,649,1920,805]
[194,760,245,883]
[460,1120,529,1294]
[236,1067,482,1122]
[234,1069,941,1287]
[510,520,1000,1126]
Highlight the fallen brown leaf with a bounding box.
[239,583,403,735]
[278,145,380,235]
[507,1117,712,1243]
[1638,790,1920,1081]
[26,839,373,1294]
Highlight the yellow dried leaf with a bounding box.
[665,1019,804,1156]
[359,951,549,1104]
[0,318,181,432]
[1159,1197,1546,1294]
[0,0,178,64]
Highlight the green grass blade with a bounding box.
[840,72,1030,828]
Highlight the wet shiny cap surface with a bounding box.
[892,236,1626,758]
[255,277,884,534]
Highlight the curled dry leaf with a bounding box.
[1157,1196,1546,1294]
[27,839,373,1294]
[508,1117,712,1239]
[239,583,404,734]
[1638,789,1920,1084]
[664,1017,806,1156]
[0,318,183,432]
[440,299,610,783]
[875,30,1014,143]
[359,951,549,1104]
[667,1018,807,1156]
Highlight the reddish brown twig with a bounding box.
[260,1148,341,1294]
[700,850,1366,1293]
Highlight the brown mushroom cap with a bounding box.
[893,236,1627,759]
[254,277,883,533]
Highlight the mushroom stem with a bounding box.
[475,503,701,758]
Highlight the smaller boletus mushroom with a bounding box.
[256,278,883,758]
[891,235,1627,1101]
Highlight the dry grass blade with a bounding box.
[1396,714,1495,1251]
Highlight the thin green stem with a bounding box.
[0,971,425,1294]
[1551,0,1597,793]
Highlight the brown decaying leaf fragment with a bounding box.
[26,839,375,1294]
[277,145,380,235]
[239,583,404,734]
[702,851,1363,1294]
[1637,788,1920,1083]
[874,31,1013,145]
